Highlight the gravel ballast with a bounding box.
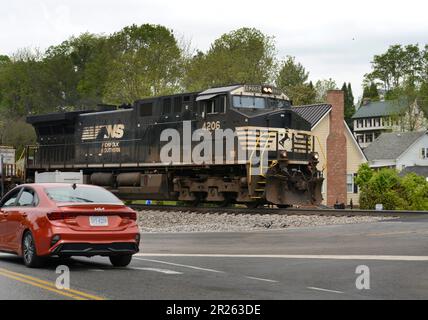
[137,210,389,233]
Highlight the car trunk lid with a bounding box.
[48,203,137,231]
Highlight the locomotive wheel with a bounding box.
[277,204,292,209]
[218,194,236,208]
[185,194,203,207]
[186,199,200,207]
[217,200,229,208]
[245,202,260,209]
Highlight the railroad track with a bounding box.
[129,204,428,217]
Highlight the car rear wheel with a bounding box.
[109,254,133,267]
[22,232,44,268]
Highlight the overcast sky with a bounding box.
[1,0,427,100]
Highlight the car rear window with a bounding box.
[45,186,123,204]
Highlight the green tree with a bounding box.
[399,173,428,210]
[0,55,10,65]
[0,49,49,116]
[275,56,316,105]
[366,44,426,94]
[184,28,277,91]
[362,82,380,101]
[355,163,373,189]
[342,82,356,128]
[0,55,11,104]
[356,164,428,210]
[359,168,404,210]
[314,78,337,102]
[0,115,36,155]
[419,81,428,115]
[276,56,308,89]
[57,33,109,107]
[103,24,184,104]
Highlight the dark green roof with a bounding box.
[352,100,407,119]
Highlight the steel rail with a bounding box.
[129,204,428,217]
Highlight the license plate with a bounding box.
[89,216,109,227]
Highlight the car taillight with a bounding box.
[122,212,137,221]
[129,212,138,221]
[47,211,64,220]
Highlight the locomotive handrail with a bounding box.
[259,131,277,178]
[315,135,327,172]
[248,130,277,184]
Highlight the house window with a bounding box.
[347,174,354,193]
[366,134,373,143]
[353,174,358,194]
[375,118,380,127]
[422,148,428,159]
[357,135,364,144]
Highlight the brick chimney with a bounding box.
[326,90,347,207]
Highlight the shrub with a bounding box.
[357,164,428,211]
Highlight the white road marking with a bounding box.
[134,257,225,273]
[135,253,428,261]
[246,276,278,283]
[307,287,344,294]
[129,267,183,275]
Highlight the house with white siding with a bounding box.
[364,131,428,171]
[352,99,428,149]
[293,93,367,207]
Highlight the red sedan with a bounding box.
[0,183,140,268]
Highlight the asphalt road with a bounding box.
[0,214,428,300]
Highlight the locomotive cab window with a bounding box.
[232,95,265,109]
[268,98,291,109]
[201,96,226,115]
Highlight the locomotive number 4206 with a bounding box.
[202,121,221,131]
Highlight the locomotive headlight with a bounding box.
[312,152,319,160]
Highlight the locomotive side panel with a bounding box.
[76,109,137,166]
[25,84,325,207]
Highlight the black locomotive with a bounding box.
[26,84,323,207]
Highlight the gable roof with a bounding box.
[344,119,368,161]
[352,100,407,119]
[292,104,332,128]
[364,131,426,160]
[292,103,367,161]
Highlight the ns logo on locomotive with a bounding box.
[26,84,324,208]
